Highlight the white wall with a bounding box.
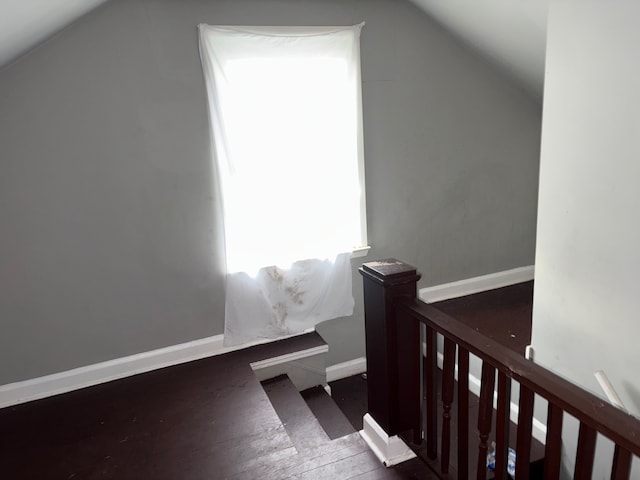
[532,0,640,475]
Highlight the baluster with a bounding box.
[424,325,438,459]
[543,402,563,480]
[515,385,534,480]
[573,422,597,479]
[477,361,495,480]
[457,346,470,480]
[440,338,456,474]
[610,445,632,480]
[494,372,512,480]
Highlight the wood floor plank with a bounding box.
[229,432,370,479]
[291,449,383,480]
[0,281,538,480]
[434,282,533,355]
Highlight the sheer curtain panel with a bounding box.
[199,24,366,346]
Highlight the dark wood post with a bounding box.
[359,259,421,437]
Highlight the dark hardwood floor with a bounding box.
[0,282,534,480]
[433,281,534,355]
[0,333,433,480]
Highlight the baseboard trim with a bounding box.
[360,413,416,467]
[0,330,316,410]
[419,265,534,304]
[326,357,367,383]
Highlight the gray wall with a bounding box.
[0,0,541,384]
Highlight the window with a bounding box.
[199,24,367,275]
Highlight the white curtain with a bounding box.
[199,24,365,346]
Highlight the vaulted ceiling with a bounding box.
[411,0,548,99]
[0,0,547,99]
[0,0,108,68]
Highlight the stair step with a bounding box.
[250,332,328,391]
[300,385,356,440]
[261,374,329,452]
[329,373,368,431]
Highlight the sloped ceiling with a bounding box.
[410,0,548,99]
[0,0,108,68]
[0,0,547,100]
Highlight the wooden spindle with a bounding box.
[494,372,512,480]
[424,325,438,459]
[515,385,534,480]
[457,346,470,480]
[573,422,597,479]
[543,402,563,480]
[440,338,456,474]
[610,445,632,480]
[477,361,495,480]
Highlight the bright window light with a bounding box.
[199,25,367,275]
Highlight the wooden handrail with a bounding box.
[360,258,640,479]
[398,298,640,457]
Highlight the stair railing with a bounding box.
[360,259,640,479]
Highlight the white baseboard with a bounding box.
[360,413,416,467]
[0,334,221,409]
[419,266,534,304]
[0,329,318,410]
[326,357,367,383]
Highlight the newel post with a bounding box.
[359,259,421,443]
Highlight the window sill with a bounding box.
[351,246,371,259]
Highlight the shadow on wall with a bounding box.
[622,381,640,417]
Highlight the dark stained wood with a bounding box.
[329,373,544,479]
[331,372,542,480]
[402,367,545,479]
[398,298,640,458]
[477,361,496,480]
[610,445,632,480]
[515,385,535,480]
[399,308,422,444]
[433,281,533,355]
[361,258,420,281]
[494,371,512,480]
[424,325,438,459]
[350,456,441,479]
[543,402,563,480]
[359,260,640,479]
[359,259,421,436]
[457,346,470,479]
[573,422,597,479]
[329,374,368,431]
[0,333,424,480]
[440,338,456,473]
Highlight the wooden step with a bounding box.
[301,385,356,440]
[262,374,329,452]
[329,373,369,431]
[251,332,329,391]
